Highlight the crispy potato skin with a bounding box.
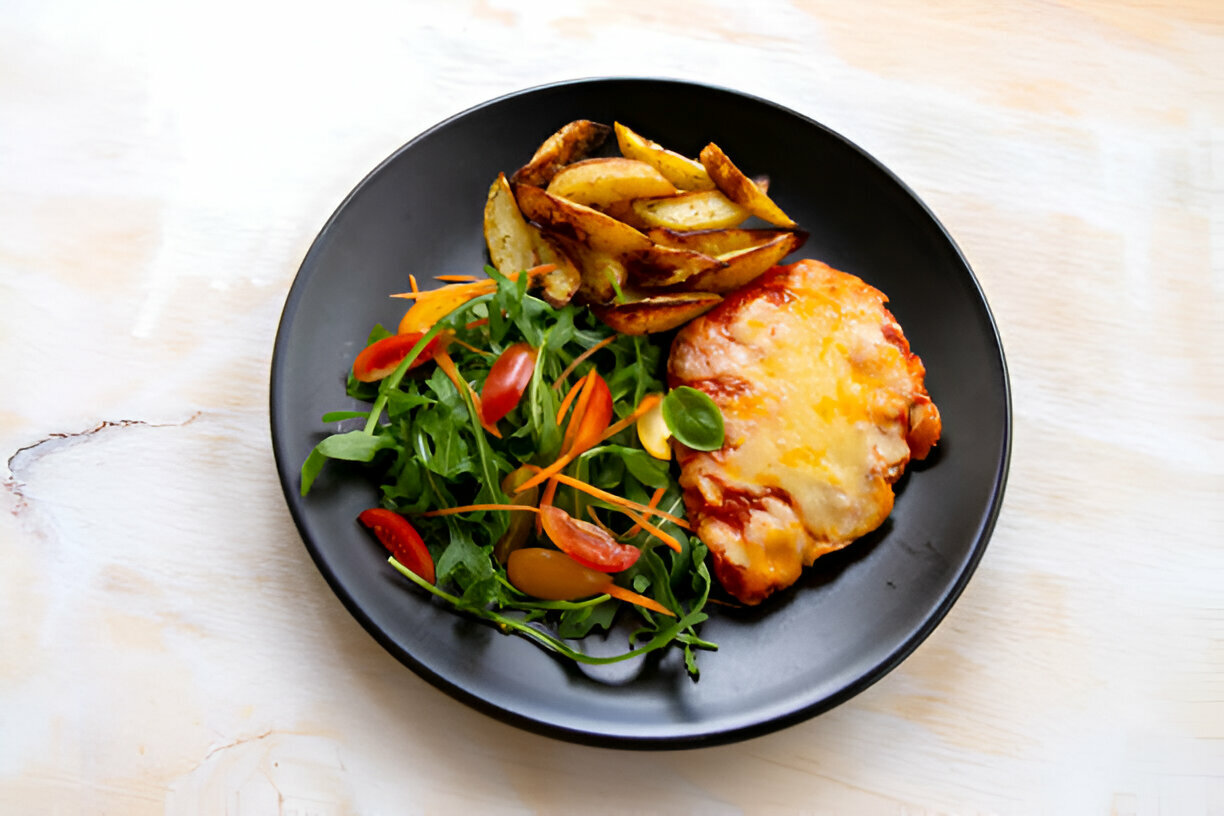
[669,259,940,604]
[511,120,611,188]
[613,121,716,191]
[592,292,721,334]
[546,158,676,210]
[484,173,537,279]
[631,189,751,231]
[699,143,796,228]
[675,230,806,293]
[515,184,652,257]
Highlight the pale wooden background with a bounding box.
[1,1,1220,813]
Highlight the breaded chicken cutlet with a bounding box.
[668,259,941,605]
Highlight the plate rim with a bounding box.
[269,76,1012,749]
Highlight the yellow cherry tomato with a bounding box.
[636,394,671,460]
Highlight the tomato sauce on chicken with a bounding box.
[668,259,941,604]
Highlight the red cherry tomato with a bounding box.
[480,343,538,425]
[539,505,640,573]
[352,333,441,383]
[357,508,436,584]
[506,548,610,600]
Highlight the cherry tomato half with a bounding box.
[357,508,436,584]
[481,343,538,425]
[507,548,610,600]
[352,332,441,383]
[539,505,641,573]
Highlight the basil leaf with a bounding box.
[661,386,724,451]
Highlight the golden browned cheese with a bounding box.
[668,259,941,605]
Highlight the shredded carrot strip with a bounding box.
[524,468,691,529]
[422,503,541,517]
[390,265,555,300]
[465,318,489,330]
[391,279,497,300]
[618,506,682,552]
[555,378,584,425]
[559,370,596,455]
[602,584,675,617]
[515,449,579,493]
[599,394,663,443]
[435,274,479,282]
[517,371,599,493]
[624,487,666,537]
[536,476,556,535]
[409,274,419,295]
[435,349,502,438]
[448,336,492,357]
[552,335,617,390]
[521,263,557,281]
[585,506,617,537]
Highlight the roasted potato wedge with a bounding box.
[484,173,581,306]
[675,231,806,293]
[614,122,716,191]
[546,234,628,305]
[623,244,726,288]
[527,231,582,307]
[511,120,612,188]
[515,184,653,258]
[592,291,722,335]
[483,172,537,279]
[699,142,796,228]
[645,226,799,256]
[545,158,676,211]
[630,190,751,231]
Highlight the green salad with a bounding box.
[301,265,723,676]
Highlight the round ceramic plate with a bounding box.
[270,78,1011,749]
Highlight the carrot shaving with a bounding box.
[517,371,600,493]
[465,318,489,330]
[599,394,663,443]
[448,336,492,357]
[559,369,597,455]
[391,279,496,300]
[435,274,479,282]
[391,264,555,300]
[618,506,682,553]
[514,449,579,493]
[409,274,419,295]
[585,506,617,537]
[552,335,617,390]
[602,583,675,617]
[555,378,584,425]
[422,503,541,517]
[524,468,690,529]
[536,476,557,535]
[435,349,502,438]
[625,487,666,537]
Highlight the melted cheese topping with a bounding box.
[671,260,929,601]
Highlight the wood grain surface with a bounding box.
[1,1,1220,813]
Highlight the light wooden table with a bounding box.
[2,1,1220,813]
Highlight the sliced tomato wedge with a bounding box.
[538,505,640,573]
[357,508,436,584]
[481,342,538,425]
[352,332,441,383]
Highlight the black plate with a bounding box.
[270,78,1010,748]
